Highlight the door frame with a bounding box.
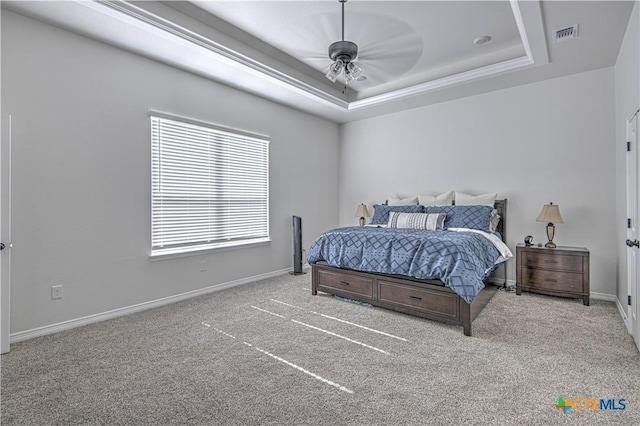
[1,113,11,354]
[626,106,640,351]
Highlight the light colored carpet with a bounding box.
[1,273,639,425]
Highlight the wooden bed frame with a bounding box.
[311,199,507,336]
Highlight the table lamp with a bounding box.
[354,203,370,227]
[536,202,564,248]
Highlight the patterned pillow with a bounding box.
[388,212,446,230]
[370,204,424,225]
[423,205,494,232]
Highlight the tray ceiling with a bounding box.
[3,1,635,123]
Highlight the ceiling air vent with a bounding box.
[553,24,579,43]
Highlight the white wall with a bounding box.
[1,11,339,333]
[615,2,639,309]
[340,68,617,296]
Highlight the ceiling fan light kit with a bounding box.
[347,62,362,79]
[326,59,344,82]
[326,0,363,87]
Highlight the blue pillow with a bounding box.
[423,205,494,232]
[370,204,424,225]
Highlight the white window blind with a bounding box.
[151,113,269,256]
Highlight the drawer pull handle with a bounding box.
[543,260,558,264]
[409,295,422,301]
[544,278,558,283]
[340,281,350,286]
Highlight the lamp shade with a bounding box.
[354,204,370,218]
[536,203,564,224]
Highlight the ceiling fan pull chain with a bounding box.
[343,67,347,93]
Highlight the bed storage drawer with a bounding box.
[311,263,498,336]
[316,268,375,301]
[378,280,459,318]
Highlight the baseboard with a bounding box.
[589,292,617,302]
[489,278,516,288]
[489,282,619,303]
[10,267,293,344]
[615,297,631,333]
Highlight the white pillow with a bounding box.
[455,191,497,206]
[417,190,454,206]
[387,196,418,206]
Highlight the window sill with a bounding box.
[149,238,272,261]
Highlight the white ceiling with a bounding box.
[3,1,636,123]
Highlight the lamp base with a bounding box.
[359,217,365,227]
[545,223,557,249]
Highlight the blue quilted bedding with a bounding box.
[306,226,504,304]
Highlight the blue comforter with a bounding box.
[306,226,502,304]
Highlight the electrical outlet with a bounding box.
[51,285,63,300]
[200,261,207,272]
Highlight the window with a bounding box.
[150,112,269,256]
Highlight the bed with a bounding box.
[307,200,509,336]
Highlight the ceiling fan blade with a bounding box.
[358,44,422,77]
[359,33,423,62]
[289,11,340,61]
[350,13,423,76]
[297,52,329,62]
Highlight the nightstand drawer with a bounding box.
[521,267,583,292]
[522,252,583,272]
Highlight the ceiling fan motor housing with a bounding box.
[328,40,358,63]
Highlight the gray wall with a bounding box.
[2,11,339,333]
[339,68,617,297]
[615,2,639,316]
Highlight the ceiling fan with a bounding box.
[291,0,423,93]
[325,0,364,85]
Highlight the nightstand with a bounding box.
[516,244,590,306]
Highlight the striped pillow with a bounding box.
[387,212,446,230]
